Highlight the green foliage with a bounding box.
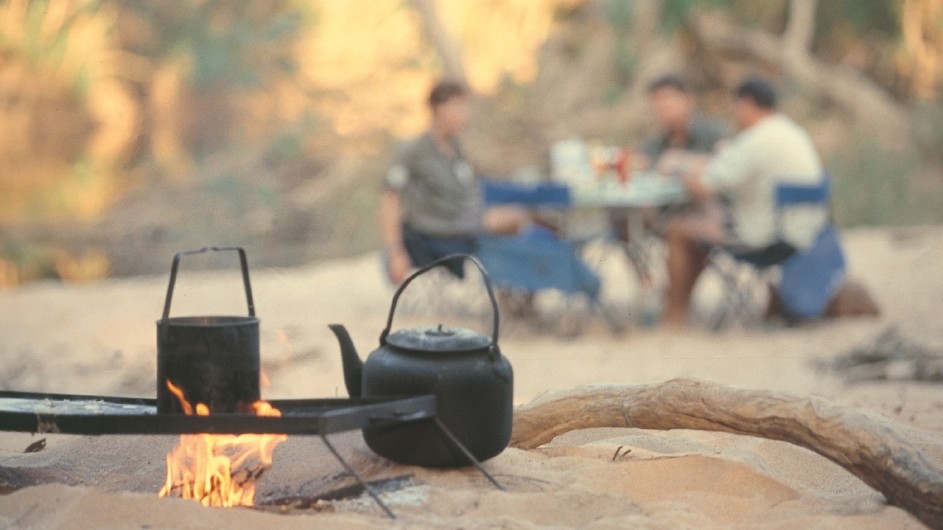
[911,101,943,165]
[0,0,108,96]
[0,241,58,281]
[603,0,636,89]
[830,134,942,227]
[659,0,731,33]
[116,1,310,89]
[200,172,277,219]
[603,0,634,30]
[816,0,899,37]
[657,0,901,43]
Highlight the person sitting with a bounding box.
[378,80,524,283]
[610,74,728,243]
[661,76,830,327]
[641,73,729,171]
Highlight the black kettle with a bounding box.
[329,254,513,468]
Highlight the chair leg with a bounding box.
[556,296,587,338]
[499,289,613,338]
[708,257,763,330]
[709,261,740,330]
[577,238,634,333]
[393,265,492,320]
[731,272,762,328]
[591,298,627,335]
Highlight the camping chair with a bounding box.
[708,172,845,329]
[481,179,571,208]
[382,180,576,319]
[479,180,622,335]
[477,231,621,335]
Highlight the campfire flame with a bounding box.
[158,381,287,507]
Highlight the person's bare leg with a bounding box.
[662,207,726,327]
[663,221,707,326]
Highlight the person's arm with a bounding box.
[683,132,754,203]
[680,157,712,202]
[655,150,712,202]
[378,189,412,283]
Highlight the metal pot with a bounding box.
[329,254,513,468]
[156,247,260,414]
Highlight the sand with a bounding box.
[1,226,941,529]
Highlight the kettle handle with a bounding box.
[381,253,500,355]
[160,246,256,329]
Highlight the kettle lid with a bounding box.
[385,324,491,353]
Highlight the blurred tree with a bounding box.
[114,1,305,89]
[900,0,943,100]
[1,0,940,281]
[783,0,816,56]
[433,0,579,93]
[410,0,467,85]
[0,0,131,222]
[110,0,312,171]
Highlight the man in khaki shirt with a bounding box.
[379,81,524,282]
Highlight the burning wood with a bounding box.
[158,381,287,507]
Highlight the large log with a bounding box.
[511,379,943,529]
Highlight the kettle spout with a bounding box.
[328,324,363,398]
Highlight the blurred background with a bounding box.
[0,0,940,286]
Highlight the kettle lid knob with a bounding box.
[386,324,491,353]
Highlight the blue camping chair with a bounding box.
[478,230,620,335]
[477,229,600,299]
[481,180,572,208]
[709,173,845,328]
[478,180,622,334]
[387,180,576,320]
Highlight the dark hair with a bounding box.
[735,77,777,109]
[647,74,690,94]
[428,80,467,108]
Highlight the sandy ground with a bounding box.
[0,226,941,529]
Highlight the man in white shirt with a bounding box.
[661,77,829,327]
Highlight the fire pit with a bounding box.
[0,391,437,436]
[0,247,503,518]
[0,390,446,515]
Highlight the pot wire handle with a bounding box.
[160,246,256,328]
[380,253,500,355]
